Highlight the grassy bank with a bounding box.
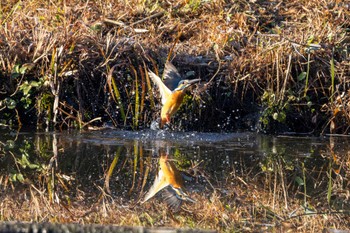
[0,0,349,134]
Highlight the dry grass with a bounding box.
[0,0,349,133]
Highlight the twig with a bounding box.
[104,107,118,127]
[130,11,165,26]
[81,117,102,128]
[103,11,164,30]
[103,18,126,27]
[204,47,221,88]
[167,28,181,62]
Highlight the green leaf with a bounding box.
[19,66,27,74]
[278,111,286,123]
[30,81,40,87]
[298,72,307,81]
[19,151,40,169]
[295,176,304,186]
[18,155,29,168]
[27,162,40,169]
[272,112,279,120]
[22,85,32,96]
[4,98,17,109]
[306,35,314,45]
[6,140,15,148]
[10,173,17,182]
[20,96,32,109]
[13,64,20,73]
[16,173,25,182]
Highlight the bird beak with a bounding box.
[179,79,201,90]
[186,78,201,87]
[184,196,196,203]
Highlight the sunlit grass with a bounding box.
[0,0,348,133]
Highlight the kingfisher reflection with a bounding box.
[142,148,195,211]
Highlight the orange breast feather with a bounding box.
[159,155,184,189]
[161,91,185,121]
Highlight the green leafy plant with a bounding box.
[6,140,44,184]
[259,91,295,132]
[19,79,45,109]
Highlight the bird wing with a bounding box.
[163,61,182,91]
[148,70,172,105]
[142,169,170,203]
[161,186,183,212]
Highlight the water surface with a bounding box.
[1,128,349,231]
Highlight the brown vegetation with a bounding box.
[0,0,349,133]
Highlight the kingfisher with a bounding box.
[148,62,200,129]
[142,150,195,211]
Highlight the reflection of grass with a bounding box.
[1,140,350,232]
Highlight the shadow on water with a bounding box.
[0,128,349,231]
